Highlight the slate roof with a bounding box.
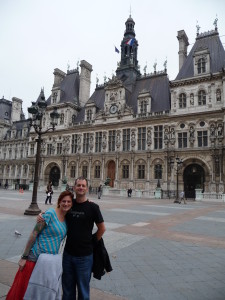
[130,74,170,113]
[86,72,170,115]
[59,70,80,105]
[46,69,80,106]
[88,88,105,109]
[176,30,225,80]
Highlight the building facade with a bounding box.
[0,16,225,198]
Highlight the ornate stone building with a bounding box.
[0,16,225,198]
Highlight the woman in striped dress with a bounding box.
[6,190,73,300]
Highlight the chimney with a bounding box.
[11,97,22,122]
[79,60,93,107]
[177,30,189,71]
[53,68,66,87]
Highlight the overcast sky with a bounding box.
[1,0,225,117]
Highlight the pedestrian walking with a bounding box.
[97,184,102,199]
[45,181,53,205]
[179,191,186,204]
[127,188,132,197]
[6,190,73,300]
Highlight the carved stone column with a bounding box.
[88,156,92,182]
[131,152,134,181]
[76,154,80,178]
[101,155,105,181]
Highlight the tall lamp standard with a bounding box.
[170,157,183,203]
[24,90,59,215]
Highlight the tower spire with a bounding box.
[116,15,140,81]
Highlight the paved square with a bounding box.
[0,191,225,299]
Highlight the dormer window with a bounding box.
[198,90,206,105]
[194,49,210,76]
[60,113,64,125]
[179,93,186,108]
[140,100,147,115]
[197,58,206,74]
[87,109,92,121]
[52,92,57,103]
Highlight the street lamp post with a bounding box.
[24,90,59,215]
[170,157,183,203]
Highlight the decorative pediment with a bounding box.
[105,76,124,90]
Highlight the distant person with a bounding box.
[179,191,186,204]
[127,188,132,197]
[97,184,102,199]
[6,190,73,300]
[4,182,8,189]
[45,181,53,205]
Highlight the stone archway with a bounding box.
[107,160,115,187]
[183,164,205,199]
[49,166,60,187]
[44,163,61,187]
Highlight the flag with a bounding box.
[126,38,135,46]
[115,46,120,53]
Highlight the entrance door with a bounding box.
[183,164,205,199]
[50,166,60,187]
[107,161,115,187]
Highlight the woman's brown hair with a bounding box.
[57,190,74,208]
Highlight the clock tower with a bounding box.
[104,76,126,116]
[116,15,140,85]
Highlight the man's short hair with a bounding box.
[74,176,88,187]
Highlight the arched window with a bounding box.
[70,166,76,178]
[198,90,206,105]
[197,58,206,74]
[138,164,145,179]
[154,164,162,179]
[179,93,186,108]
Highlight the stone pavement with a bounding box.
[1,190,225,299]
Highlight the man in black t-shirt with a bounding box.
[62,177,105,300]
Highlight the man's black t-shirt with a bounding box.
[65,200,104,256]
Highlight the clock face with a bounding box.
[110,104,118,114]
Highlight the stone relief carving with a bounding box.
[102,132,107,150]
[210,124,216,137]
[189,125,195,144]
[89,134,94,151]
[77,134,82,151]
[216,89,221,101]
[116,130,121,148]
[131,128,136,148]
[217,123,223,137]
[62,136,70,154]
[147,127,152,147]
[190,93,194,105]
